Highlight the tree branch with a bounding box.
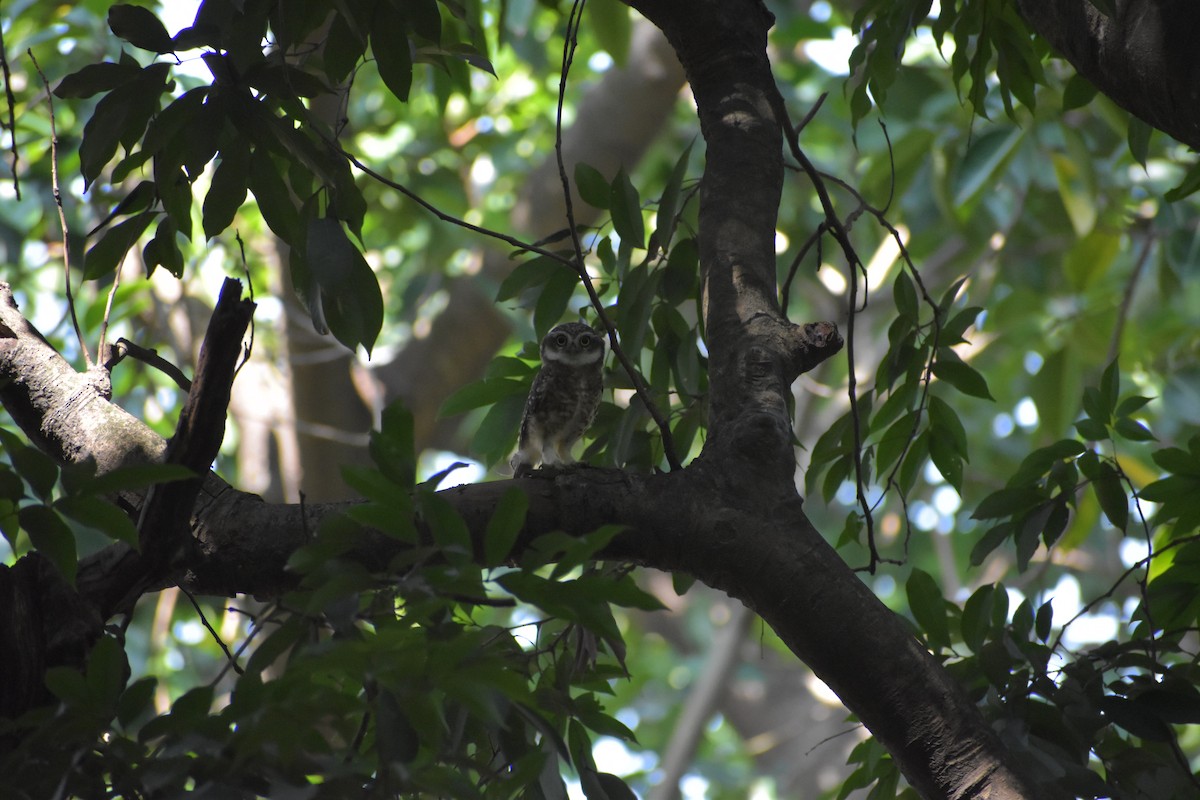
[1017,0,1200,150]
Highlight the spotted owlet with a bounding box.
[511,322,605,476]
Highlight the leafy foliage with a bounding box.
[1,0,1200,798]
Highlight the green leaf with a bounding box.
[484,488,528,567]
[534,269,580,339]
[873,410,916,479]
[575,162,611,210]
[418,491,473,563]
[78,63,171,189]
[893,270,918,322]
[953,126,1023,209]
[906,568,950,649]
[610,167,645,249]
[671,572,696,596]
[1074,417,1109,442]
[372,7,413,102]
[655,142,693,250]
[55,496,138,547]
[543,525,626,580]
[932,359,994,401]
[1127,117,1152,168]
[55,62,140,99]
[1098,696,1172,742]
[202,144,252,239]
[89,180,156,236]
[471,393,526,467]
[1113,416,1155,442]
[970,523,1011,566]
[249,149,302,246]
[497,256,569,302]
[1052,151,1097,237]
[1165,160,1200,202]
[440,378,529,417]
[86,635,128,709]
[1115,395,1153,417]
[143,216,183,278]
[401,0,441,42]
[929,430,964,491]
[1035,599,1054,642]
[44,666,88,707]
[61,461,194,499]
[1136,688,1200,725]
[1064,229,1120,291]
[940,306,982,346]
[1153,446,1200,478]
[376,688,420,765]
[371,401,417,488]
[961,584,995,653]
[1061,73,1097,111]
[1093,462,1128,532]
[0,429,60,500]
[108,4,175,53]
[20,506,77,584]
[662,237,698,305]
[117,677,157,728]
[587,0,631,65]
[85,211,157,280]
[306,216,384,355]
[1099,359,1120,417]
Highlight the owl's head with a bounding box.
[541,322,605,366]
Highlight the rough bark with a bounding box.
[1017,0,1200,150]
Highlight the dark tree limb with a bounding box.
[101,278,255,617]
[1017,0,1200,150]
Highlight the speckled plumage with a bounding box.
[511,322,605,474]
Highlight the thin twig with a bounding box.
[1051,533,1200,652]
[0,26,20,199]
[211,602,278,685]
[234,231,255,379]
[1106,230,1154,364]
[780,222,825,319]
[772,92,884,570]
[29,49,90,367]
[333,144,578,271]
[105,338,193,390]
[551,0,681,470]
[792,91,827,137]
[98,252,125,364]
[181,587,244,676]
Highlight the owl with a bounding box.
[511,322,605,476]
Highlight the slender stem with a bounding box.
[552,0,681,470]
[98,253,124,365]
[772,93,880,569]
[335,145,578,271]
[29,49,90,368]
[0,26,20,200]
[181,587,243,676]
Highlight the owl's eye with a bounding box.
[554,333,569,347]
[578,334,592,347]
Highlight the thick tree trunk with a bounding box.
[1017,0,1200,150]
